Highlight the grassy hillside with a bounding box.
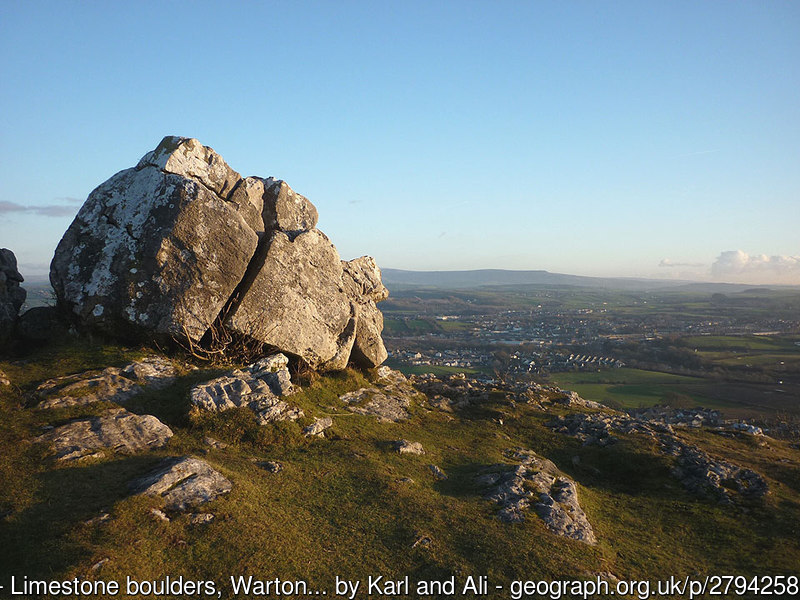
[1,339,799,598]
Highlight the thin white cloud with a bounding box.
[659,259,704,268]
[711,250,800,285]
[0,200,77,217]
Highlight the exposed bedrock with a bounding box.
[50,136,388,370]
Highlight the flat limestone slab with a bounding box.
[38,408,173,462]
[130,456,232,512]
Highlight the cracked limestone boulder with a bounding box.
[50,137,258,341]
[50,137,388,371]
[190,353,303,425]
[130,456,232,512]
[0,248,26,343]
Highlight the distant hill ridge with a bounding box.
[381,268,798,293]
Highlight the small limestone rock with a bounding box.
[90,558,109,572]
[37,408,173,462]
[303,417,333,437]
[394,440,425,455]
[130,456,232,512]
[411,536,432,548]
[188,513,214,525]
[190,355,303,425]
[0,370,10,387]
[203,436,229,449]
[149,508,170,522]
[429,465,448,480]
[256,460,282,473]
[84,513,111,526]
[554,390,604,410]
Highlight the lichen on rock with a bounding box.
[50,136,389,370]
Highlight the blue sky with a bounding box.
[1,1,798,283]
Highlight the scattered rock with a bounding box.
[85,513,111,526]
[149,508,170,522]
[188,513,214,525]
[548,411,768,504]
[130,456,232,512]
[340,367,416,422]
[37,408,173,461]
[190,354,303,425]
[553,390,604,410]
[203,436,229,449]
[429,465,448,480]
[394,440,425,455]
[303,417,333,437]
[666,439,768,504]
[36,356,177,409]
[411,535,432,548]
[0,370,10,387]
[256,460,283,473]
[477,449,596,545]
[51,136,388,370]
[0,248,26,343]
[90,558,109,572]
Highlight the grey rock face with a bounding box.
[37,408,173,461]
[190,354,303,424]
[50,144,258,341]
[341,257,389,367]
[0,248,26,342]
[339,367,416,422]
[478,449,596,544]
[36,356,177,409]
[130,456,232,512]
[225,230,352,370]
[51,137,387,370]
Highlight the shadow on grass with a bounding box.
[0,455,164,580]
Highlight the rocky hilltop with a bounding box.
[50,137,387,369]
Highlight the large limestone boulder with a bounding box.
[50,136,388,370]
[0,248,26,343]
[50,137,258,341]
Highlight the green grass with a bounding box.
[681,335,800,353]
[550,367,800,417]
[2,340,800,597]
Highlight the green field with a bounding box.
[681,335,800,353]
[548,367,800,418]
[549,368,717,410]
